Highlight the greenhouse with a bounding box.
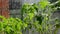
[0,0,60,34]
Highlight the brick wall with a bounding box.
[0,0,9,18]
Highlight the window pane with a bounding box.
[9,0,21,10]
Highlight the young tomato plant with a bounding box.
[21,0,60,34]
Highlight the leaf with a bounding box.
[28,13,34,20]
[39,1,50,9]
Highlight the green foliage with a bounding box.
[0,16,28,34]
[21,0,60,34]
[0,0,60,34]
[38,0,50,9]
